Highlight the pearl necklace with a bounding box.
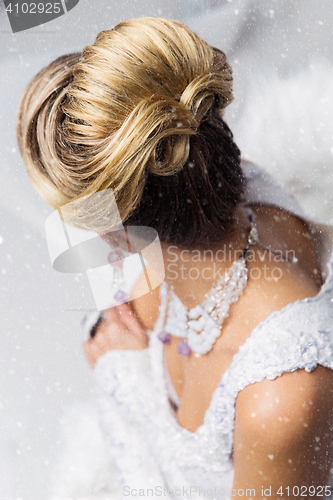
[158,206,298,355]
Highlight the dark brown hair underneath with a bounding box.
[125,108,247,248]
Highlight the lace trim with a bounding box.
[94,349,157,413]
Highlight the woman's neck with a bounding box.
[160,204,252,307]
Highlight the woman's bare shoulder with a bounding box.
[232,365,333,493]
[248,202,323,288]
[235,365,333,436]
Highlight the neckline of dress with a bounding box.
[153,230,333,437]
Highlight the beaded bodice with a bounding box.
[93,161,333,499]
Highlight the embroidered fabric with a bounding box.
[93,161,333,500]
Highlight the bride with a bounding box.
[17,17,333,499]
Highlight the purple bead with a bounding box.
[157,332,172,344]
[114,290,128,303]
[177,340,192,356]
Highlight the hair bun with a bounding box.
[180,48,233,124]
[144,96,198,176]
[16,53,83,211]
[147,50,234,176]
[16,18,236,232]
[147,45,234,176]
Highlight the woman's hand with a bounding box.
[83,303,149,369]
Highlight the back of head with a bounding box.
[17,17,247,247]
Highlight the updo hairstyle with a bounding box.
[16,17,247,247]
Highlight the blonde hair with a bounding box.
[16,17,235,234]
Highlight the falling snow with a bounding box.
[1,1,333,499]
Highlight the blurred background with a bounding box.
[1,0,333,498]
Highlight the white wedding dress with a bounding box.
[87,160,333,500]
